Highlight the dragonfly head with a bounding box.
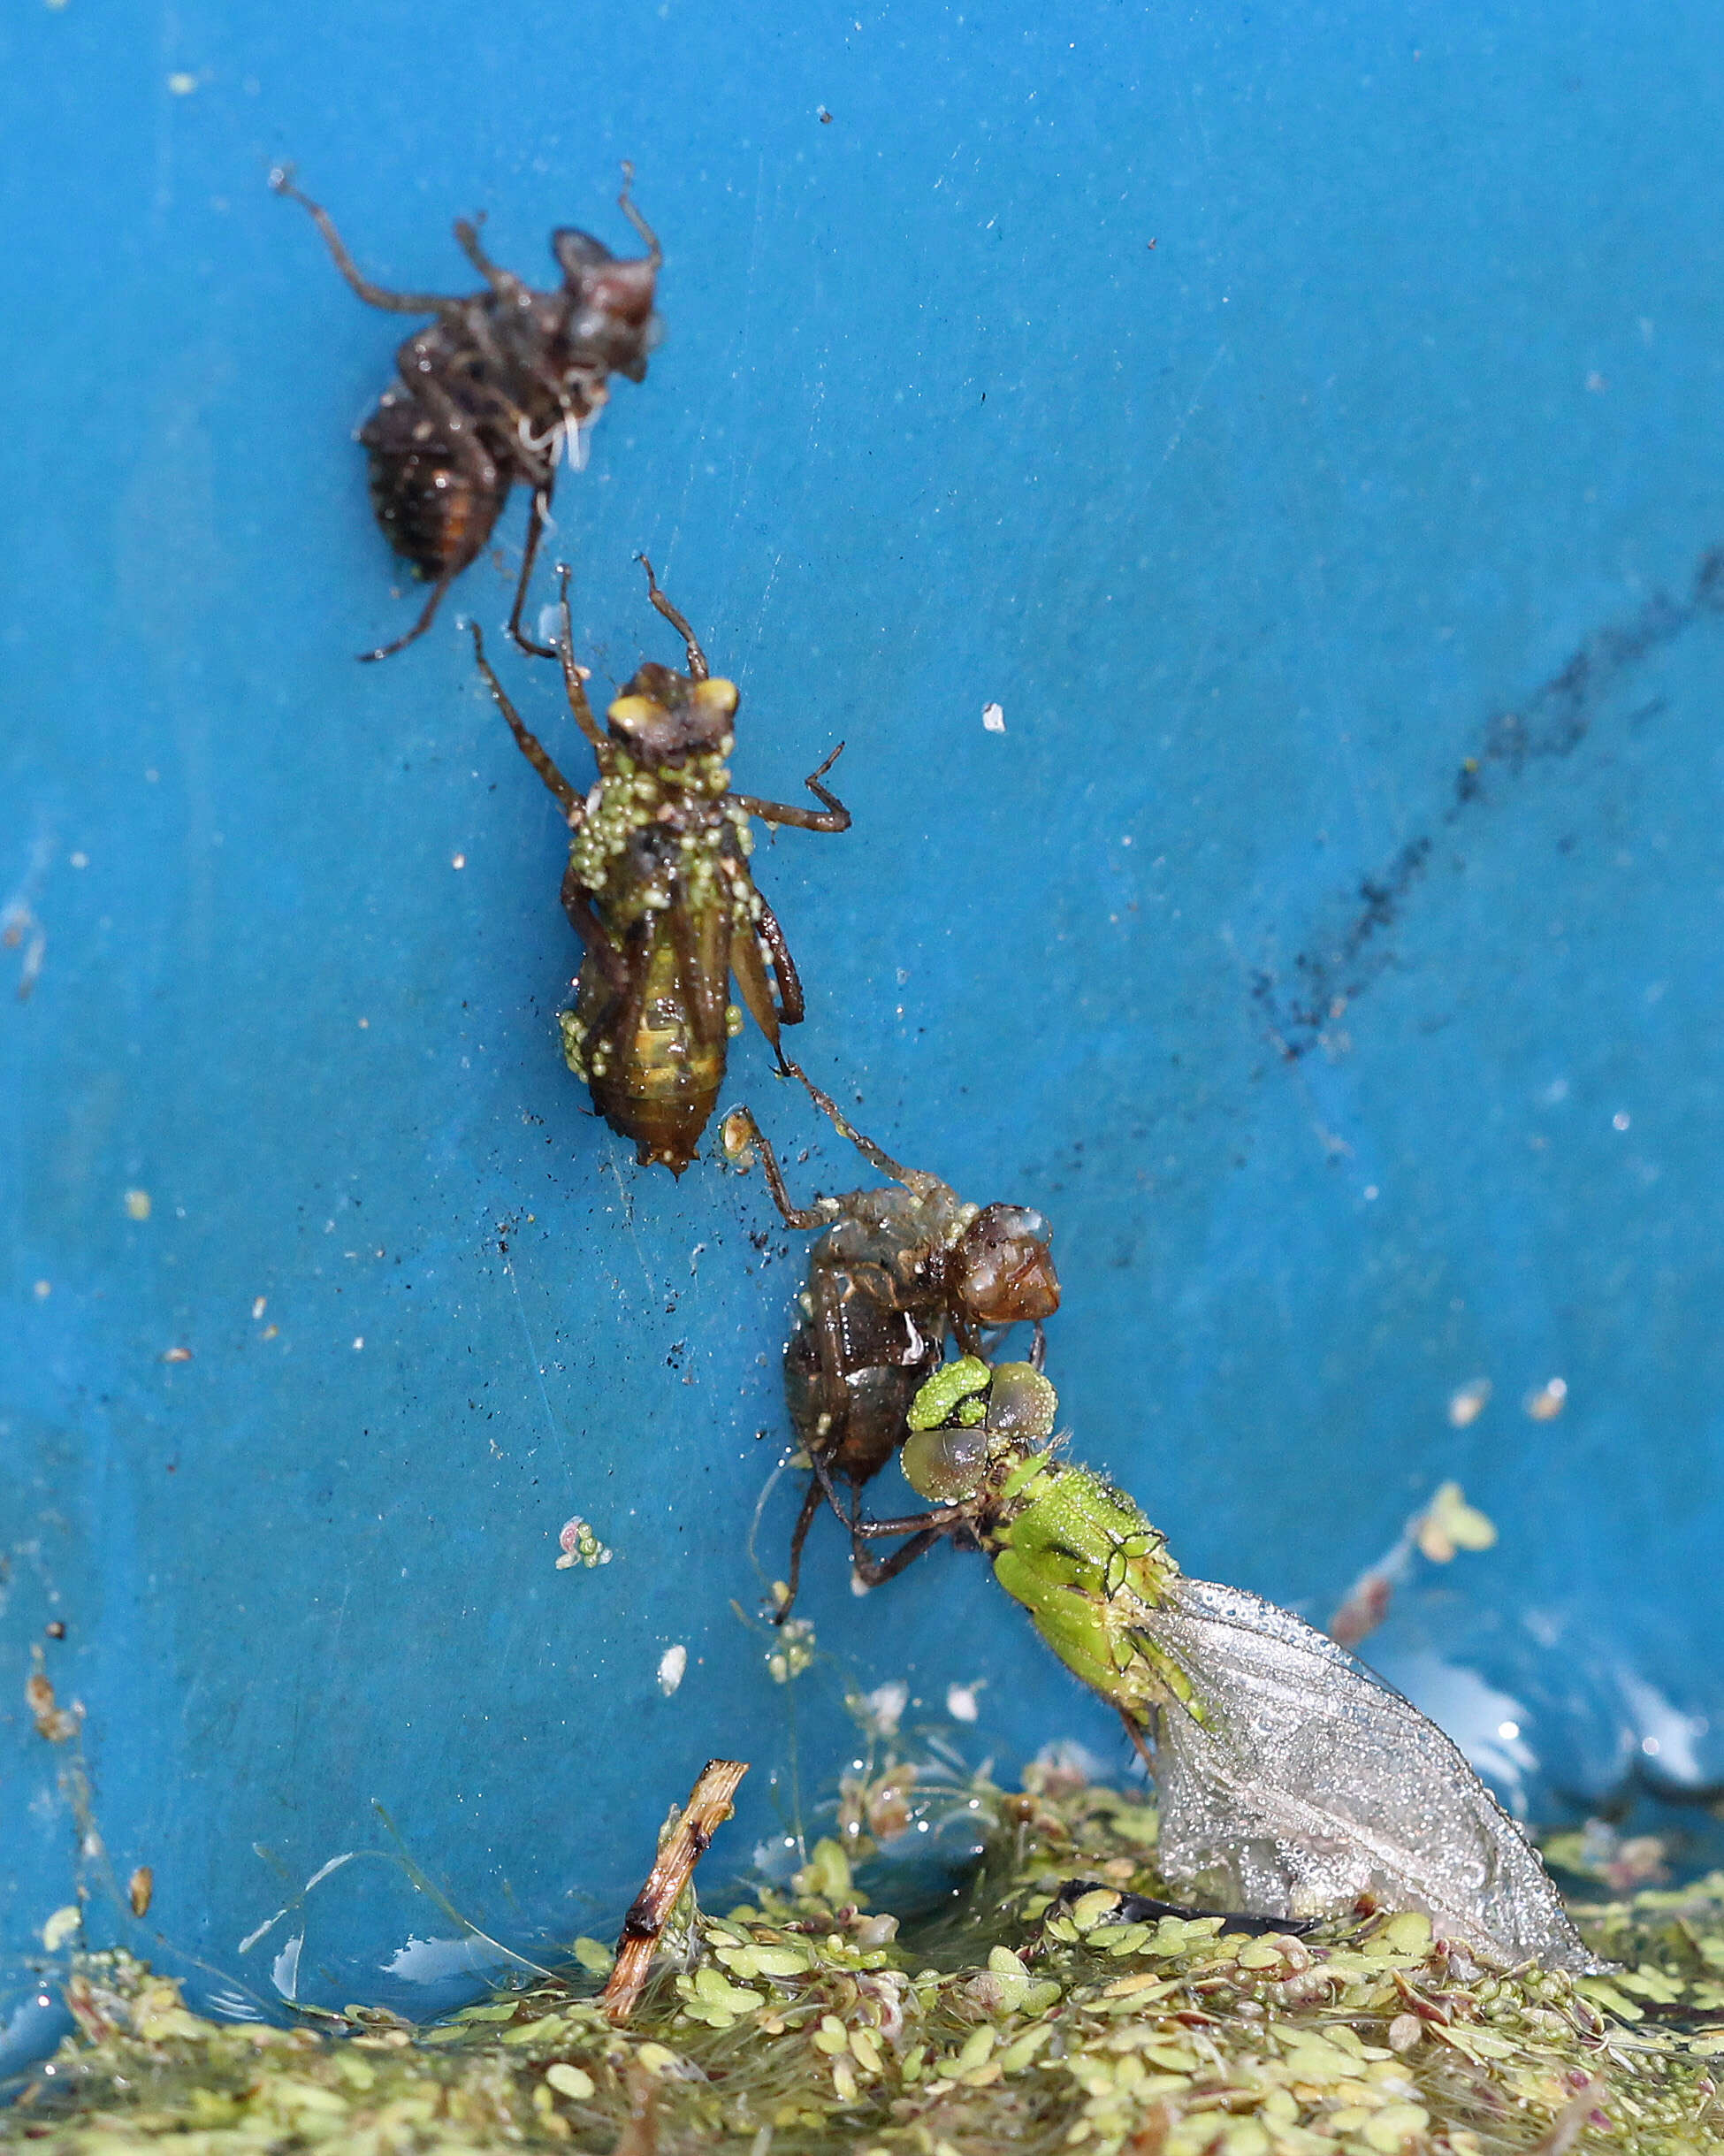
[901,1358,1059,1501]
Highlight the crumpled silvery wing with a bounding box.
[1147,1579,1596,1972]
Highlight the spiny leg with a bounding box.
[721,1105,828,1229]
[1118,1709,1156,1777]
[552,562,608,750]
[808,1441,852,1525]
[730,915,790,1062]
[751,897,805,1028]
[637,555,709,679]
[454,212,523,300]
[271,169,455,314]
[361,569,462,663]
[507,483,561,659]
[732,743,851,832]
[957,1314,1048,1365]
[469,623,583,818]
[617,163,665,267]
[851,1525,950,1590]
[839,1430,978,1572]
[850,1499,974,1541]
[781,1060,912,1185]
[773,1479,825,1625]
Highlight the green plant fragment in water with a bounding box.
[7,1760,1724,2155]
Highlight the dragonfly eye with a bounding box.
[902,1422,989,1502]
[952,1204,1060,1325]
[985,1363,1059,1443]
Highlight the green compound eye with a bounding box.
[985,1363,1059,1443]
[902,1422,990,1502]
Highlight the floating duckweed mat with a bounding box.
[7,1764,1723,2155]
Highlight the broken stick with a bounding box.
[599,1757,748,2025]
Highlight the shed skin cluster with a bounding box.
[263,165,1608,2045]
[726,1068,1060,1617]
[561,730,765,1167]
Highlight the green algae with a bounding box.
[7,1762,1722,2156]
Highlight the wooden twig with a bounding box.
[600,1758,748,2025]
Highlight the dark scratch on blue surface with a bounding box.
[1255,546,1724,1060]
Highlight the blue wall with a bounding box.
[4,0,1723,2064]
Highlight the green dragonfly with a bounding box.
[863,1355,1593,1972]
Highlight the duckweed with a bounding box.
[8,1762,1722,2154]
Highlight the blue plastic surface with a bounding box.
[5,0,1724,2062]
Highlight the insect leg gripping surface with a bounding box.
[469,623,584,819]
[731,741,851,832]
[271,167,459,315]
[506,485,561,659]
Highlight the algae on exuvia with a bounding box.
[471,566,848,1174]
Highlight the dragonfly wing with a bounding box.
[1148,1579,1594,1971]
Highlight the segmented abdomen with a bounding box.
[785,1296,940,1487]
[361,394,509,581]
[561,906,730,1176]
